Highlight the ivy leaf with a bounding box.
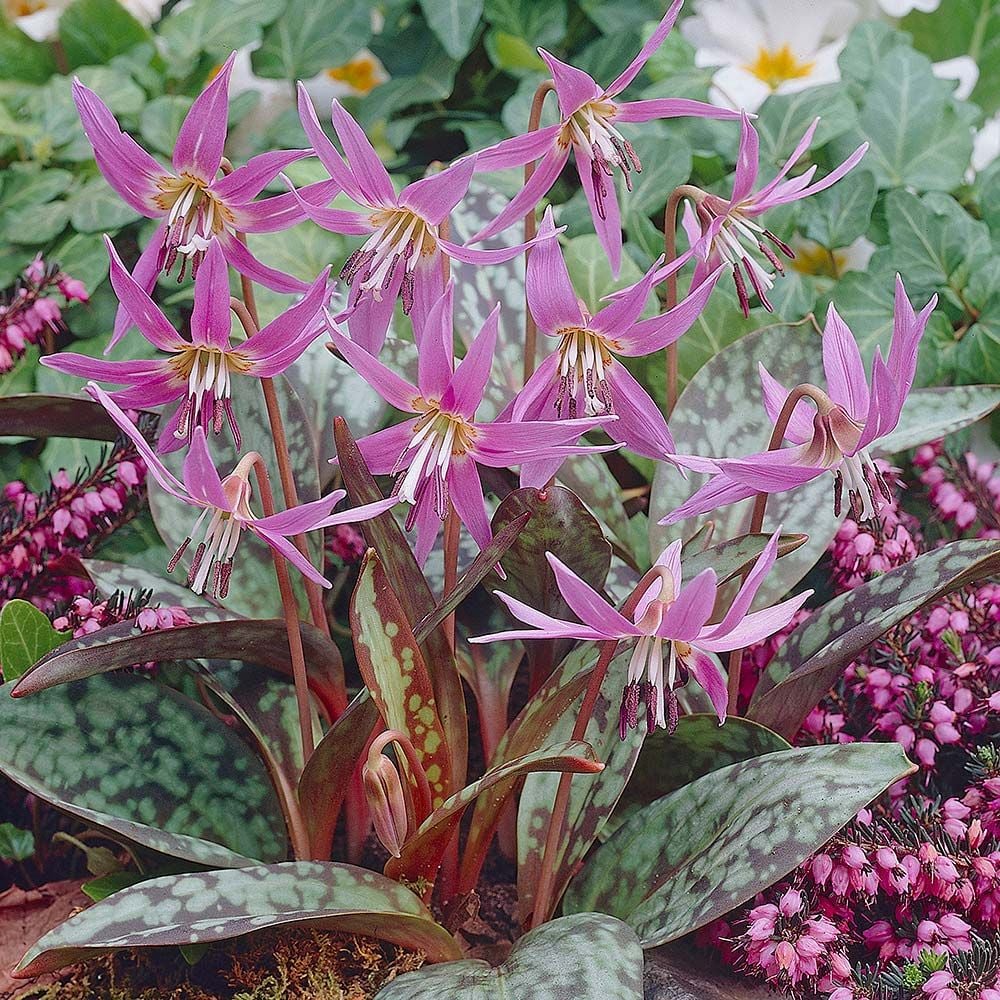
[0,16,57,82]
[375,912,643,1000]
[750,539,1000,738]
[0,600,68,682]
[419,0,483,60]
[956,296,1000,384]
[16,861,461,977]
[564,743,914,946]
[799,169,877,249]
[67,177,142,233]
[0,822,34,861]
[754,85,857,164]
[58,0,152,69]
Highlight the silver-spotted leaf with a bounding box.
[564,743,914,946]
[643,944,775,1000]
[679,533,807,587]
[750,538,1000,738]
[0,675,287,866]
[374,912,643,1000]
[16,861,461,977]
[875,385,1000,454]
[82,558,214,608]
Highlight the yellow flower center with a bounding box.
[745,44,816,90]
[167,345,253,443]
[555,327,616,418]
[326,55,382,95]
[153,175,234,275]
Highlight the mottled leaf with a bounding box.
[876,385,1000,455]
[0,600,69,682]
[16,861,460,977]
[0,675,287,866]
[386,740,602,885]
[0,394,121,441]
[351,550,454,809]
[565,744,914,946]
[375,912,643,999]
[81,558,214,608]
[643,944,774,1000]
[679,533,808,588]
[750,539,1000,738]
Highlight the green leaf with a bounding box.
[0,15,57,82]
[419,0,483,60]
[0,822,34,861]
[16,861,461,976]
[750,539,1000,738]
[956,297,1000,385]
[375,912,643,999]
[562,234,651,315]
[483,0,566,48]
[0,674,288,866]
[799,169,877,249]
[159,0,277,65]
[754,85,857,164]
[67,176,142,233]
[81,871,147,902]
[253,0,372,80]
[139,95,193,157]
[565,743,914,946]
[837,21,909,87]
[58,0,152,69]
[830,46,972,191]
[0,600,68,682]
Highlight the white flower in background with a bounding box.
[933,55,978,101]
[6,0,163,40]
[972,114,1000,174]
[875,0,940,15]
[790,235,875,278]
[681,0,863,111]
[302,52,388,105]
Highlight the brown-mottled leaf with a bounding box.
[385,740,602,885]
[750,538,1000,738]
[680,533,808,586]
[351,550,454,809]
[0,394,121,440]
[15,862,461,977]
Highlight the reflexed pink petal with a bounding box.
[411,484,444,566]
[539,48,601,117]
[699,529,780,641]
[255,526,332,588]
[346,265,404,353]
[468,144,569,244]
[758,363,813,445]
[474,124,562,173]
[327,319,420,412]
[546,552,636,636]
[888,276,935,397]
[823,304,870,421]
[210,148,309,204]
[752,118,819,204]
[400,155,476,224]
[614,98,742,124]
[659,473,758,525]
[474,590,608,642]
[72,79,165,216]
[39,353,165,383]
[633,539,683,623]
[858,350,900,452]
[109,375,185,409]
[684,647,729,722]
[254,490,345,534]
[189,241,233,349]
[353,420,418,475]
[718,447,829,490]
[173,52,234,180]
[417,282,456,398]
[447,456,493,554]
[697,591,812,652]
[473,415,609,459]
[110,223,167,351]
[182,427,229,509]
[525,206,583,334]
[511,351,561,422]
[218,231,310,293]
[758,142,868,211]
[591,257,663,340]
[577,152,622,276]
[603,363,675,460]
[315,494,401,528]
[515,441,619,483]
[409,256,446,342]
[296,84,366,205]
[442,304,499,419]
[232,179,342,234]
[104,236,184,353]
[280,176,372,234]
[330,99,397,208]
[605,0,684,97]
[659,568,717,641]
[731,112,760,205]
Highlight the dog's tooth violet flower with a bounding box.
[468,0,741,276]
[683,113,867,316]
[86,383,397,598]
[473,530,810,733]
[662,278,937,526]
[41,240,330,454]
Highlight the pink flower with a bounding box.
[472,529,810,731]
[333,282,612,564]
[663,278,936,526]
[289,88,546,353]
[72,53,331,348]
[85,382,397,599]
[467,0,740,275]
[510,207,723,471]
[682,113,867,316]
[42,240,329,453]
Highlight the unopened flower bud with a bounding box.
[363,748,409,859]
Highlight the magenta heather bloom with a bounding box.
[41,239,329,453]
[682,113,868,316]
[291,87,546,353]
[86,383,398,599]
[512,208,723,473]
[73,53,332,348]
[663,278,936,526]
[472,529,810,731]
[468,0,740,275]
[329,282,614,564]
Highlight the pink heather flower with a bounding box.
[85,383,398,599]
[289,88,545,353]
[72,53,332,349]
[472,529,810,731]
[57,276,89,302]
[663,278,936,526]
[331,282,613,565]
[510,208,723,471]
[682,113,867,316]
[42,240,329,453]
[467,0,741,276]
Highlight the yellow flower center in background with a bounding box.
[6,0,46,15]
[746,44,815,90]
[326,55,381,95]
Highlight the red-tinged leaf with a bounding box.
[11,612,345,721]
[298,690,381,860]
[384,740,603,885]
[0,394,123,440]
[351,550,454,809]
[335,417,468,786]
